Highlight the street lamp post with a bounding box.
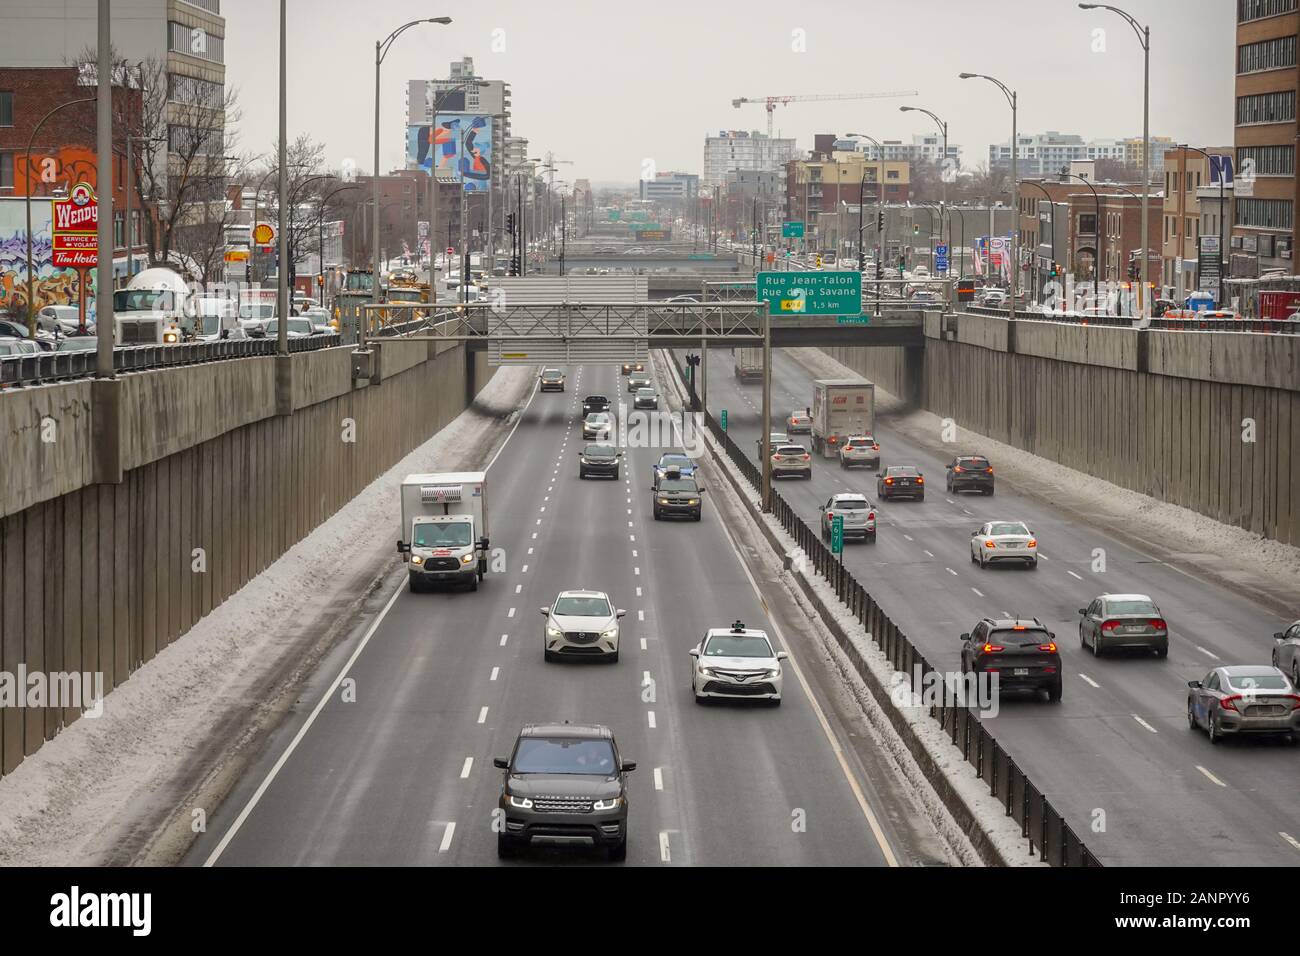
[960,73,1019,319]
[1061,171,1104,308]
[1020,180,1057,307]
[1080,3,1150,319]
[1179,144,1227,310]
[317,184,359,312]
[900,106,949,295]
[373,17,452,308]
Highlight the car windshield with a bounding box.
[585,396,608,404]
[413,521,473,548]
[543,369,561,376]
[888,466,919,476]
[704,635,773,658]
[658,455,690,468]
[777,446,806,455]
[833,498,869,510]
[1225,672,1289,692]
[989,523,1029,536]
[658,479,698,493]
[959,457,990,468]
[848,438,874,447]
[1106,600,1158,615]
[554,596,612,617]
[584,444,616,457]
[56,337,98,351]
[113,289,176,312]
[991,628,1052,647]
[512,737,617,775]
[586,414,609,425]
[636,388,655,396]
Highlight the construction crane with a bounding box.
[731,91,919,138]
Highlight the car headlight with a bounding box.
[592,797,623,811]
[658,498,670,505]
[579,456,588,464]
[507,793,533,809]
[411,555,424,565]
[546,625,562,638]
[601,625,619,640]
[687,499,699,506]
[763,668,782,679]
[461,553,474,564]
[163,331,179,343]
[700,667,717,678]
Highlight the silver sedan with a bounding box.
[1078,593,1168,658]
[1187,665,1300,744]
[1272,621,1300,688]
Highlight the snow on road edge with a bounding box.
[0,365,536,865]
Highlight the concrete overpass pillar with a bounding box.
[91,379,122,484]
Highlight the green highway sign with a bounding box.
[831,515,844,554]
[837,314,872,326]
[756,271,862,317]
[720,409,728,431]
[782,221,805,238]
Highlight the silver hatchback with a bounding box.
[1187,665,1300,743]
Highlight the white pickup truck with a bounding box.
[397,472,491,592]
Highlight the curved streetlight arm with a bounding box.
[958,72,1015,109]
[1079,3,1147,47]
[900,106,947,138]
[379,17,451,63]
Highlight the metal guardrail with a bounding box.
[0,333,342,388]
[961,303,1300,334]
[670,351,1101,867]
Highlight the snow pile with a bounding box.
[0,364,536,865]
[786,347,1300,600]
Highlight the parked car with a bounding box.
[1078,593,1168,658]
[945,455,994,495]
[1187,666,1300,743]
[0,337,42,356]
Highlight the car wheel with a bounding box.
[608,835,628,862]
[408,572,422,593]
[693,511,701,522]
[1293,663,1299,688]
[1027,559,1038,570]
[469,575,479,592]
[768,696,782,708]
[652,506,661,521]
[1154,643,1168,659]
[579,469,587,479]
[1079,627,1087,650]
[866,531,876,543]
[916,492,924,501]
[609,649,620,664]
[1091,634,1102,657]
[1208,714,1222,744]
[970,548,977,564]
[985,487,995,496]
[840,457,847,469]
[1047,678,1063,703]
[1187,702,1198,730]
[497,834,519,860]
[613,467,620,481]
[978,550,986,568]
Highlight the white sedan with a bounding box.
[970,520,1038,569]
[690,622,786,705]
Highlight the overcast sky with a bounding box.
[225,0,1234,185]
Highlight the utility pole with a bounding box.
[94,0,113,378]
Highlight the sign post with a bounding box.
[935,243,949,274]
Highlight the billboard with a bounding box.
[432,113,493,191]
[0,197,92,316]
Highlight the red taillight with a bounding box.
[916,477,924,484]
[867,512,875,521]
[1039,642,1057,652]
[982,643,1004,653]
[1100,620,1120,632]
[953,465,963,473]
[826,512,834,520]
[773,454,783,461]
[885,477,894,484]
[801,454,810,461]
[1149,619,1166,630]
[829,436,838,444]
[1220,695,1240,713]
[873,443,880,451]
[1289,696,1300,711]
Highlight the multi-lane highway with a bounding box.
[692,346,1300,867]
[185,361,952,867]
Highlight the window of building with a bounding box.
[178,0,221,12]
[167,74,225,107]
[131,210,142,246]
[1236,90,1296,125]
[1237,145,1294,176]
[168,21,225,63]
[1238,0,1298,22]
[113,211,125,250]
[1236,197,1294,230]
[1238,35,1297,73]
[1079,213,1097,235]
[0,91,12,127]
[0,152,12,191]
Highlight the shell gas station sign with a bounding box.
[51,182,99,268]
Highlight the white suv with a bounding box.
[541,590,625,662]
[820,493,876,543]
[689,621,786,705]
[839,435,880,470]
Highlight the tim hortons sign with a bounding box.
[52,181,100,268]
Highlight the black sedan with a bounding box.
[877,465,925,501]
[579,442,622,479]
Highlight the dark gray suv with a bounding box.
[495,722,635,861]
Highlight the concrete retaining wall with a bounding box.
[0,342,493,776]
[821,318,1300,548]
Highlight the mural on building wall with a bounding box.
[0,198,92,316]
[434,114,492,191]
[15,146,101,197]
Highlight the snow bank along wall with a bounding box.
[821,313,1300,548]
[0,341,495,776]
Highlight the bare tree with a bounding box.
[253,136,335,301]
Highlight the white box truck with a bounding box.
[397,472,490,592]
[810,378,875,458]
[733,347,763,382]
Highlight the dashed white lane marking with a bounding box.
[659,831,671,863]
[439,822,456,852]
[527,547,533,555]
[1132,715,1159,734]
[536,518,542,525]
[903,534,913,541]
[531,532,537,539]
[627,509,632,515]
[946,498,955,504]
[636,586,642,597]
[1078,673,1101,689]
[647,710,657,728]
[460,757,473,779]
[923,549,934,557]
[521,564,529,573]
[640,637,647,650]
[543,496,549,502]
[477,706,489,724]
[507,607,516,618]
[1196,645,1221,660]
[1038,553,1049,561]
[638,609,645,621]
[490,666,499,681]
[1196,765,1227,787]
[500,634,509,646]
[1066,570,1083,580]
[971,587,984,598]
[1280,832,1300,853]
[628,521,634,528]
[539,506,546,513]
[515,584,522,594]
[634,567,641,575]
[630,534,636,542]
[654,767,664,791]
[945,568,958,576]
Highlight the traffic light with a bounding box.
[913,223,920,235]
[1128,259,1139,281]
[505,212,515,232]
[877,211,884,232]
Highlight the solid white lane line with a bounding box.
[499,634,508,646]
[460,757,473,779]
[1132,715,1158,734]
[970,587,984,598]
[1280,832,1300,853]
[1078,673,1101,689]
[1066,570,1083,580]
[647,710,657,728]
[439,822,456,853]
[654,767,664,791]
[1196,765,1227,787]
[1196,645,1221,660]
[478,707,489,724]
[659,831,671,863]
[490,666,499,681]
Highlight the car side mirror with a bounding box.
[478,536,489,550]
[959,632,970,642]
[776,651,789,661]
[1078,608,1087,616]
[971,530,980,536]
[493,757,509,769]
[621,761,637,773]
[688,649,700,657]
[538,607,549,616]
[1187,680,1202,689]
[397,540,409,553]
[698,487,707,493]
[616,609,626,618]
[1274,632,1285,641]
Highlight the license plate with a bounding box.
[1013,668,1029,676]
[1123,625,1146,634]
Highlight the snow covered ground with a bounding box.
[0,365,536,866]
[786,347,1300,609]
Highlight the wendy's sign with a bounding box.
[52,182,100,268]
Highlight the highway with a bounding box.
[691,345,1300,866]
[185,361,950,867]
